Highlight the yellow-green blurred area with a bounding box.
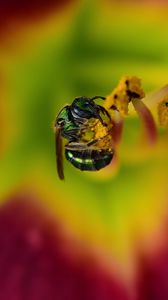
[1,0,168,276]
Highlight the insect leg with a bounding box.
[97,105,111,121]
[65,142,88,151]
[86,133,111,147]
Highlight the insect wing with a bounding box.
[55,126,64,180]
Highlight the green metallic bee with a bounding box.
[54,96,114,180]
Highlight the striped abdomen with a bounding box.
[65,148,113,171]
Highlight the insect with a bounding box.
[54,96,114,180]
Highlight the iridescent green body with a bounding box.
[55,96,113,179]
[65,148,113,171]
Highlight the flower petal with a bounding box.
[0,192,130,300]
[137,245,168,300]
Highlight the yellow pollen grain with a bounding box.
[93,121,113,149]
[94,121,109,139]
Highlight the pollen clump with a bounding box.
[158,97,168,128]
[93,121,113,149]
[104,76,145,116]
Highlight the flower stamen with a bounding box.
[104,76,157,146]
[132,98,158,146]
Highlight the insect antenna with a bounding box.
[90,96,106,101]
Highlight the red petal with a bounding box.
[0,192,130,300]
[137,238,168,300]
[0,0,75,34]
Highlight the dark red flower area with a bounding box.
[0,0,74,34]
[137,242,168,300]
[0,193,129,300]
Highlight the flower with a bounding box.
[1,1,168,299]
